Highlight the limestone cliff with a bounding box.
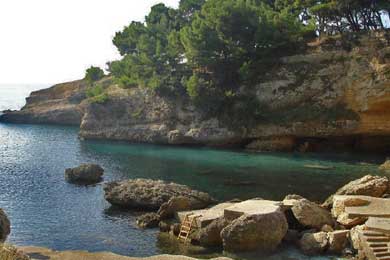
[1,32,390,152]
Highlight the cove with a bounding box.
[0,122,383,259]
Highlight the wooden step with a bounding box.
[376,252,390,257]
[369,243,389,248]
[377,257,390,260]
[364,231,389,236]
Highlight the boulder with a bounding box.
[299,232,328,255]
[0,209,10,243]
[327,230,349,254]
[349,225,365,251]
[283,229,300,244]
[379,160,390,172]
[104,179,215,210]
[65,164,104,184]
[159,221,171,232]
[158,196,213,220]
[323,175,389,208]
[198,217,231,247]
[291,199,334,230]
[331,196,369,228]
[136,213,160,229]
[221,209,288,252]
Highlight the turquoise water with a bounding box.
[0,85,385,259]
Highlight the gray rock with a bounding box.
[104,179,215,210]
[292,199,334,230]
[221,210,288,252]
[65,164,104,184]
[299,232,329,255]
[136,213,160,229]
[0,209,10,243]
[323,175,389,208]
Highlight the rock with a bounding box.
[323,175,389,208]
[136,213,160,229]
[0,209,10,243]
[198,217,231,247]
[221,209,288,252]
[321,224,334,233]
[299,232,329,255]
[158,196,213,220]
[170,223,181,236]
[65,164,104,184]
[349,225,365,251]
[379,160,390,171]
[159,221,171,232]
[332,196,369,228]
[283,229,300,244]
[291,199,334,230]
[0,244,29,260]
[328,230,349,254]
[104,179,215,210]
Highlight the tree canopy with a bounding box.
[108,0,389,115]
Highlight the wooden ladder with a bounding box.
[178,214,201,243]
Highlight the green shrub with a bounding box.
[86,84,103,98]
[90,93,109,104]
[85,66,105,85]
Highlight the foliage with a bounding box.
[85,85,109,104]
[85,66,105,85]
[107,0,389,124]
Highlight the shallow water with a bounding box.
[0,85,385,259]
[0,122,385,259]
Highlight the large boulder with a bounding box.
[65,164,104,184]
[291,199,334,230]
[299,232,329,255]
[323,175,389,208]
[0,209,10,243]
[158,196,213,219]
[104,179,215,210]
[198,217,231,247]
[221,209,288,252]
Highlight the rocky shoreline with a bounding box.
[2,160,390,259]
[1,33,390,153]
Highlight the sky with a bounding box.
[0,0,179,85]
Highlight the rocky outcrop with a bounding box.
[0,79,87,125]
[65,164,104,184]
[158,196,214,220]
[221,208,288,252]
[291,199,334,230]
[104,179,215,210]
[2,33,390,152]
[379,160,390,172]
[323,175,389,208]
[0,209,10,243]
[331,196,369,228]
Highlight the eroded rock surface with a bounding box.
[104,179,215,210]
[65,164,104,184]
[291,199,334,230]
[0,209,10,243]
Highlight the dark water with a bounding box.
[0,122,385,259]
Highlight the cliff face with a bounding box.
[0,80,87,125]
[2,32,390,152]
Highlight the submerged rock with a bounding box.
[221,207,288,252]
[323,175,389,208]
[0,209,10,243]
[104,179,215,210]
[65,164,104,184]
[291,199,334,230]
